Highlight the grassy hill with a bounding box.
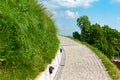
[0,0,59,80]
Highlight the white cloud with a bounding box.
[55,0,98,8]
[66,10,79,18]
[39,0,98,18]
[117,17,120,20]
[116,17,120,30]
[111,0,120,3]
[39,1,59,10]
[117,17,120,26]
[40,0,99,9]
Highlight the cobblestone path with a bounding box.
[56,36,111,80]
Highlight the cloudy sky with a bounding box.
[38,0,120,36]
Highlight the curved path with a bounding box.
[55,36,111,80]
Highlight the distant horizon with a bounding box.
[39,0,120,36]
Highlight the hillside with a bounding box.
[0,0,59,80]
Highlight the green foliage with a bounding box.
[102,25,120,57]
[89,23,103,44]
[77,16,91,42]
[73,31,80,40]
[0,0,59,80]
[74,15,120,59]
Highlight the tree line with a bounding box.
[73,16,120,59]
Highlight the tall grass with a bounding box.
[0,0,59,80]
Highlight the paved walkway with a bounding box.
[55,36,111,80]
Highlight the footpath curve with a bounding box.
[54,36,111,80]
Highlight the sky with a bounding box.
[38,0,120,36]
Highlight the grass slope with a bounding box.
[0,0,59,80]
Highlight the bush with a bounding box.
[73,31,80,40]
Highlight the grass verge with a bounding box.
[81,42,120,80]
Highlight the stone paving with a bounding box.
[56,36,111,80]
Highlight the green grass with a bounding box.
[0,0,59,80]
[81,42,120,80]
[65,36,120,80]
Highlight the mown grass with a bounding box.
[0,0,59,80]
[65,36,120,80]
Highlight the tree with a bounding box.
[77,16,91,41]
[74,15,120,59]
[102,25,120,57]
[73,31,80,40]
[89,23,103,44]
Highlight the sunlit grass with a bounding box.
[0,0,59,80]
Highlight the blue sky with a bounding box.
[38,0,120,36]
